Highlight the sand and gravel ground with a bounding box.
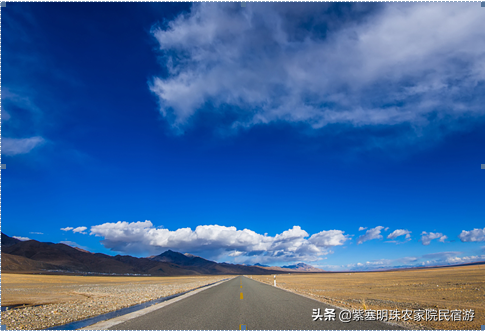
[3,265,484,330]
[250,264,485,330]
[1,274,229,330]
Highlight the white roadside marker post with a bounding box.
[274,275,276,287]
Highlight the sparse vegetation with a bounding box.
[251,264,485,330]
[1,274,229,330]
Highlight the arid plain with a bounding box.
[1,274,229,330]
[251,264,485,330]
[2,265,484,330]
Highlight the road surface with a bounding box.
[108,276,405,330]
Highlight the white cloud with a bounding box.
[29,232,43,235]
[315,264,343,271]
[2,89,43,117]
[357,226,385,244]
[61,226,87,234]
[72,226,87,234]
[458,228,485,242]
[358,227,367,231]
[420,231,447,245]
[445,255,485,264]
[309,230,349,247]
[13,236,30,241]
[400,256,418,264]
[228,250,244,257]
[270,226,309,252]
[387,229,411,240]
[422,251,461,260]
[420,252,485,266]
[149,2,485,139]
[325,251,483,271]
[365,259,393,266]
[89,220,349,263]
[2,137,45,156]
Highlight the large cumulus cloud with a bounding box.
[89,220,349,263]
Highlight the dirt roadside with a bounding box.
[1,274,229,330]
[250,264,485,330]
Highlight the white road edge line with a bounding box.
[79,277,237,331]
[243,276,411,330]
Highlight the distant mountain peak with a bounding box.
[1,232,21,247]
[281,262,324,272]
[72,246,92,254]
[184,253,197,258]
[1,234,304,276]
[149,250,215,267]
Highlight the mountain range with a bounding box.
[281,262,325,272]
[0,233,323,276]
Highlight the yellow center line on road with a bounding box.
[240,285,242,288]
[240,292,243,299]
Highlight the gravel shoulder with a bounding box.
[250,265,485,331]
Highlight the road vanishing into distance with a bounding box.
[104,276,405,330]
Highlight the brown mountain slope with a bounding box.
[151,250,214,266]
[2,239,140,274]
[149,251,289,275]
[1,233,21,247]
[112,255,201,276]
[1,233,284,276]
[1,253,60,272]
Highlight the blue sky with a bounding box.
[2,2,485,271]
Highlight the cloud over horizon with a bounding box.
[149,2,485,142]
[89,220,349,263]
[327,251,485,271]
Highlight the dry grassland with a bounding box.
[1,274,229,330]
[251,264,485,330]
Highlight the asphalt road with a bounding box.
[108,276,405,330]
